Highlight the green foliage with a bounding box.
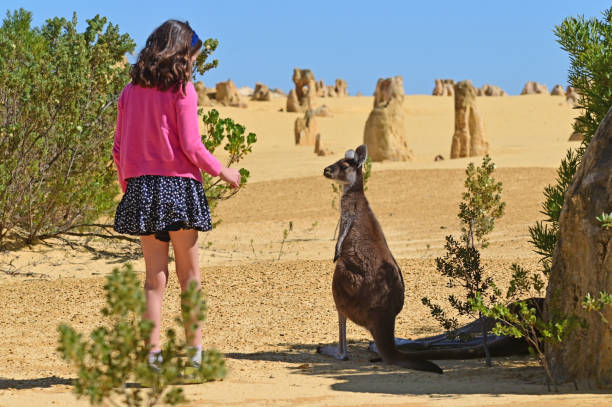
[583,291,612,325]
[554,7,612,147]
[421,235,496,338]
[470,267,579,391]
[422,156,504,366]
[200,108,257,224]
[58,264,226,406]
[596,212,612,229]
[459,155,505,248]
[528,149,581,276]
[193,38,219,76]
[530,7,612,273]
[0,9,134,246]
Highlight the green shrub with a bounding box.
[58,263,226,406]
[469,265,577,391]
[555,7,612,147]
[422,155,505,366]
[200,108,256,225]
[530,7,612,273]
[0,9,134,245]
[459,155,505,249]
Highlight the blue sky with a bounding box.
[4,1,610,95]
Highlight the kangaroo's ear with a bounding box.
[345,149,355,160]
[355,144,368,168]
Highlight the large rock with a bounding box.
[432,79,454,96]
[314,134,333,156]
[551,84,565,96]
[286,89,300,112]
[521,81,549,95]
[335,79,348,96]
[294,110,319,146]
[545,105,612,387]
[194,81,212,106]
[478,84,506,96]
[450,80,489,159]
[363,76,412,161]
[215,79,242,106]
[252,83,271,101]
[315,80,327,97]
[325,85,336,97]
[293,68,316,101]
[566,86,579,106]
[287,68,316,112]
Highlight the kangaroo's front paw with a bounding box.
[317,345,349,361]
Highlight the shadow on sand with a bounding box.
[0,376,73,390]
[226,341,602,396]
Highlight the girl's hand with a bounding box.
[219,167,241,188]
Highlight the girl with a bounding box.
[112,20,240,367]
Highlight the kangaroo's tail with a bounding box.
[371,316,443,374]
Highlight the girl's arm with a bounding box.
[176,82,223,177]
[112,96,127,193]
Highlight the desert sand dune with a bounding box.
[1,95,610,406]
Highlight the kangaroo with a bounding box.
[317,144,443,374]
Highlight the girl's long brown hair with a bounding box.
[130,20,202,92]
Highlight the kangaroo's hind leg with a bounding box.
[317,312,348,360]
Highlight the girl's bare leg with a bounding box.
[169,228,202,348]
[140,234,170,352]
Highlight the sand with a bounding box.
[1,94,610,406]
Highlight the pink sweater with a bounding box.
[113,82,222,193]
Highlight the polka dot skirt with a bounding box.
[114,175,212,241]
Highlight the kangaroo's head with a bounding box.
[323,144,368,187]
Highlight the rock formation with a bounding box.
[215,79,242,107]
[287,68,316,112]
[270,88,287,97]
[194,81,212,106]
[450,80,489,159]
[521,81,549,95]
[251,83,271,101]
[432,79,455,96]
[545,105,612,387]
[551,84,565,96]
[314,134,333,156]
[335,79,348,97]
[477,84,506,96]
[286,89,300,112]
[315,80,326,97]
[294,110,319,146]
[566,86,579,106]
[363,76,412,161]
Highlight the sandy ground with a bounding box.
[1,94,611,406]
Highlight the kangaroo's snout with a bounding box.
[323,166,334,179]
